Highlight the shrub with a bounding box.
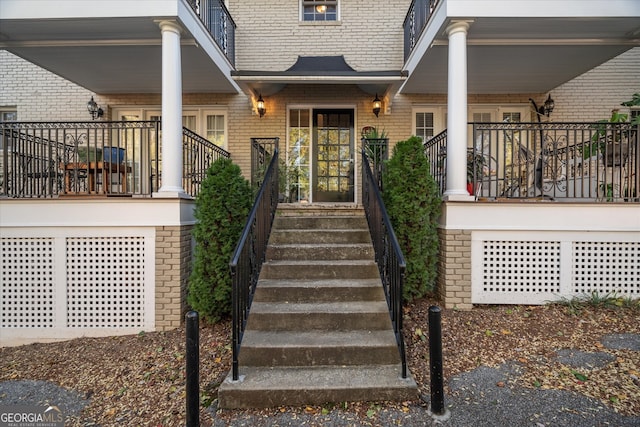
[187,158,253,323]
[383,136,441,301]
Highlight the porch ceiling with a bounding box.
[401,17,640,94]
[0,17,239,94]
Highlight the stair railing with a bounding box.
[361,148,408,379]
[229,148,279,381]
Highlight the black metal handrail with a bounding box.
[424,122,639,202]
[250,137,280,189]
[423,129,447,195]
[229,148,279,381]
[361,147,408,379]
[0,121,160,198]
[362,137,389,190]
[0,121,229,199]
[186,0,236,66]
[182,127,231,196]
[403,0,441,61]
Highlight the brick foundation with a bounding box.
[155,225,194,330]
[437,228,472,309]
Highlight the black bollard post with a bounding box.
[428,305,445,416]
[186,311,199,427]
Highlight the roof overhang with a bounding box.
[232,56,407,99]
[0,0,240,94]
[400,0,640,94]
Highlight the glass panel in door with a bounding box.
[313,109,354,202]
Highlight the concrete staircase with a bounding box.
[218,205,417,409]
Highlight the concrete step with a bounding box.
[218,365,418,409]
[276,204,364,217]
[273,215,368,230]
[269,229,371,245]
[260,260,379,280]
[266,243,374,261]
[238,330,400,366]
[246,301,392,331]
[253,278,384,303]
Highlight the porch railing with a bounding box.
[362,137,389,190]
[403,0,441,61]
[186,0,236,66]
[182,127,231,196]
[0,121,229,199]
[424,122,639,202]
[229,148,279,381]
[422,129,447,194]
[361,147,408,379]
[250,137,280,189]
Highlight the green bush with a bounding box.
[383,136,441,301]
[187,158,253,323]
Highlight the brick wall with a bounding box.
[155,225,194,330]
[437,228,472,310]
[229,0,409,71]
[0,51,95,121]
[550,48,640,122]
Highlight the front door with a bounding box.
[312,109,354,202]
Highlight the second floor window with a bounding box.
[302,0,338,21]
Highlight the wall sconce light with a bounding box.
[87,96,104,120]
[256,94,266,118]
[529,94,554,119]
[372,94,382,118]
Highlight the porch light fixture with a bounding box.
[87,96,104,120]
[530,94,555,118]
[256,94,266,118]
[372,94,382,118]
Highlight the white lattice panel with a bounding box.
[473,231,640,305]
[573,241,640,295]
[1,238,56,327]
[480,240,561,297]
[67,237,146,328]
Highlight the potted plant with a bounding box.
[586,94,640,165]
[466,148,485,195]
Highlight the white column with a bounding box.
[444,21,473,201]
[157,20,185,196]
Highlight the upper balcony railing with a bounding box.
[404,0,441,61]
[424,122,640,202]
[186,0,236,66]
[0,121,229,199]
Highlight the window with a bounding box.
[1,110,17,122]
[205,113,226,148]
[302,0,338,21]
[413,107,445,143]
[287,109,311,202]
[415,112,435,142]
[0,108,17,150]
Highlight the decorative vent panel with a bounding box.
[573,241,640,295]
[482,241,561,294]
[1,238,55,327]
[67,237,146,328]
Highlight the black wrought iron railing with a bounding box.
[362,137,389,190]
[403,0,441,61]
[251,137,280,189]
[0,121,229,199]
[186,0,236,66]
[361,148,408,379]
[229,148,279,381]
[424,122,639,202]
[182,127,231,196]
[423,129,447,194]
